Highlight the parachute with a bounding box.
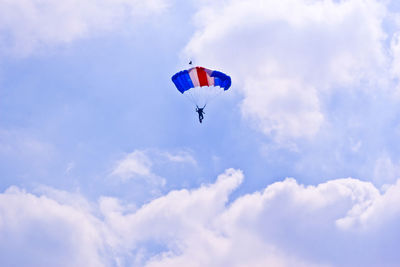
[172,66,231,108]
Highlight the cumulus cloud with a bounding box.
[1,169,400,266]
[184,0,389,141]
[0,186,108,267]
[0,0,170,55]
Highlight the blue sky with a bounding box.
[1,0,400,266]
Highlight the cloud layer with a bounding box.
[1,169,399,266]
[0,0,169,55]
[185,0,389,141]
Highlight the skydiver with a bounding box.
[189,60,193,65]
[196,105,206,123]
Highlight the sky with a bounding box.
[1,0,400,266]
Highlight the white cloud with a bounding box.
[111,171,400,266]
[0,129,54,165]
[390,31,400,94]
[373,154,400,185]
[391,32,400,74]
[110,149,197,185]
[0,186,108,267]
[160,151,197,165]
[111,150,154,181]
[1,169,400,266]
[184,0,388,142]
[0,0,170,55]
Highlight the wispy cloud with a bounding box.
[110,149,197,186]
[0,129,54,164]
[0,0,170,55]
[111,150,154,181]
[160,151,197,165]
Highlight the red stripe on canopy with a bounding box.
[196,67,209,86]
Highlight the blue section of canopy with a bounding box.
[211,71,231,91]
[172,70,194,93]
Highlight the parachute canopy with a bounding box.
[172,66,231,93]
[172,66,231,107]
